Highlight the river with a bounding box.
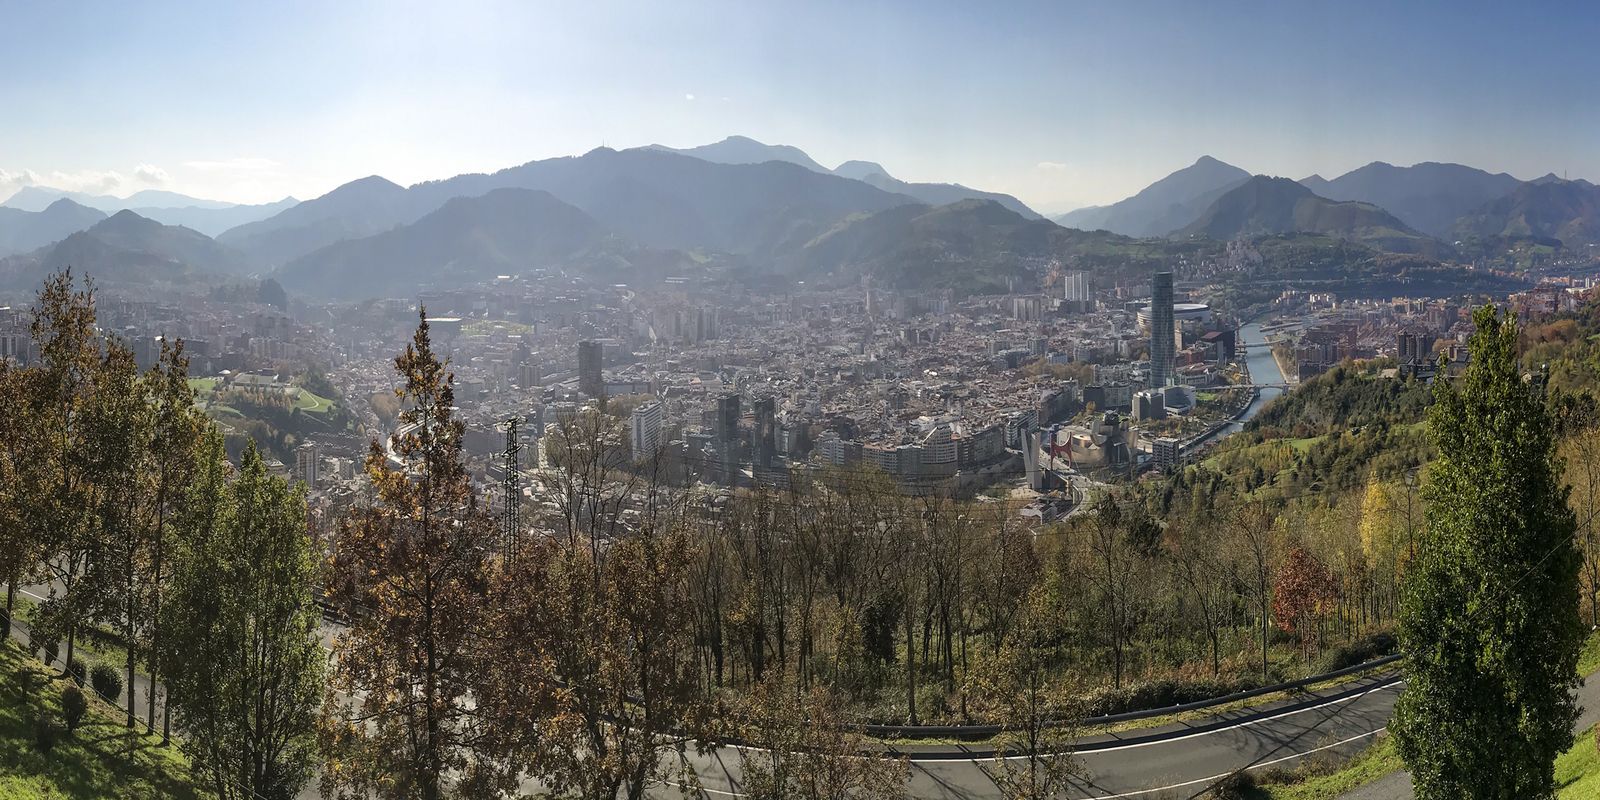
[1234,321,1286,427]
[1180,322,1288,455]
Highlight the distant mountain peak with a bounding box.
[43,198,91,213]
[346,175,403,190]
[1054,156,1251,236]
[833,160,893,181]
[639,136,830,174]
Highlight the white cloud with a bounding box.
[0,168,40,193]
[183,157,280,172]
[1036,161,1070,171]
[684,93,696,101]
[47,169,125,192]
[134,163,171,184]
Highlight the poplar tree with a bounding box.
[1392,305,1583,800]
[164,435,324,800]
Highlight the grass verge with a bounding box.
[1556,724,1600,799]
[0,639,210,799]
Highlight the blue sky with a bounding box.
[1,0,1596,212]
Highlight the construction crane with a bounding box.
[500,415,521,558]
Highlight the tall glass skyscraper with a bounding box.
[1150,271,1175,387]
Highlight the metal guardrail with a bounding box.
[850,653,1402,740]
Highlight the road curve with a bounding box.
[661,672,1403,799]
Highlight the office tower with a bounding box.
[1150,272,1175,387]
[717,393,741,444]
[753,396,777,469]
[577,340,603,398]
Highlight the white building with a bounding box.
[630,401,664,459]
[295,443,319,488]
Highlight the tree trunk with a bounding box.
[904,600,917,725]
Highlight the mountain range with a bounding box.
[1449,177,1600,248]
[1,186,299,236]
[1299,162,1523,237]
[1055,156,1600,258]
[642,135,1040,219]
[0,199,107,257]
[0,209,250,290]
[221,147,920,267]
[274,188,636,299]
[9,135,1600,302]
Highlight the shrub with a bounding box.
[1207,770,1257,799]
[1314,631,1399,673]
[41,638,59,668]
[14,665,38,698]
[90,662,123,701]
[1080,676,1261,718]
[34,712,63,753]
[60,685,87,731]
[67,657,86,685]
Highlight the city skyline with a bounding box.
[2,1,1598,211]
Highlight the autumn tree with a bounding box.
[1393,306,1584,799]
[968,587,1079,800]
[1271,546,1339,659]
[1228,496,1281,681]
[1168,510,1237,677]
[736,676,908,800]
[322,311,496,800]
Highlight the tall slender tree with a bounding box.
[79,337,152,730]
[143,339,205,740]
[164,435,325,800]
[1393,306,1584,800]
[321,311,495,800]
[27,271,104,677]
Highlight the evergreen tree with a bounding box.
[1392,306,1583,800]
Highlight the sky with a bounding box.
[1,0,1597,213]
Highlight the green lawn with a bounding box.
[1578,631,1600,676]
[1557,724,1600,799]
[0,640,210,799]
[292,388,335,414]
[185,377,220,396]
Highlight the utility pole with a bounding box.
[501,415,521,559]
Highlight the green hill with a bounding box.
[1178,176,1447,256]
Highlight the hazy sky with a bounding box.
[2,0,1597,212]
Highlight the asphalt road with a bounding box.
[660,673,1404,799]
